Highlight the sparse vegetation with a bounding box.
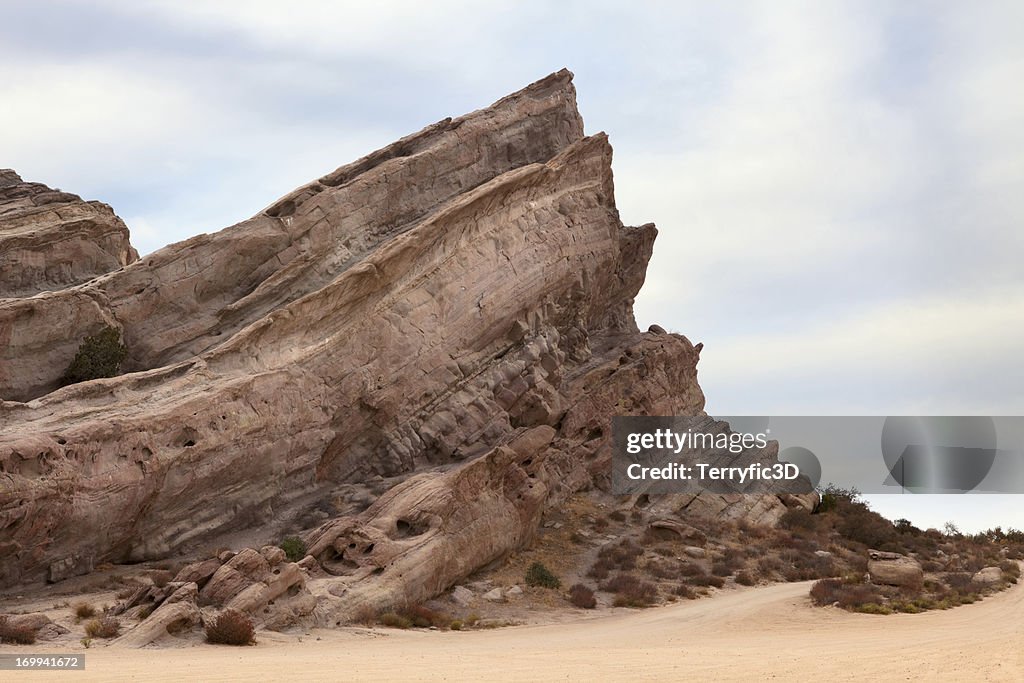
[61,326,127,386]
[149,569,173,588]
[600,573,658,607]
[73,602,97,620]
[84,616,121,639]
[568,583,597,609]
[378,612,412,629]
[0,616,38,645]
[280,536,307,562]
[205,609,255,645]
[525,561,561,589]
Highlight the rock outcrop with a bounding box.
[0,170,138,298]
[867,549,924,587]
[0,70,812,618]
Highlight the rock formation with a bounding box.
[0,70,814,625]
[0,169,138,298]
[867,549,924,587]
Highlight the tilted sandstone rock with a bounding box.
[0,169,138,298]
[0,70,813,620]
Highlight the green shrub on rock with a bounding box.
[61,326,127,386]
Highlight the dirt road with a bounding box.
[6,578,1022,681]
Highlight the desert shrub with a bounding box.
[61,326,127,386]
[73,602,97,620]
[854,603,893,615]
[601,573,658,607]
[608,510,627,522]
[84,617,121,639]
[779,509,817,531]
[945,573,975,591]
[644,559,677,580]
[279,536,307,562]
[921,560,943,572]
[810,578,843,606]
[378,612,412,629]
[149,569,173,588]
[205,610,255,645]
[403,605,450,628]
[674,584,697,599]
[0,617,38,645]
[835,504,897,549]
[735,571,756,586]
[999,560,1021,580]
[817,484,861,513]
[757,556,785,576]
[711,562,733,577]
[597,539,643,571]
[737,519,769,540]
[687,574,725,588]
[587,558,612,581]
[678,562,705,577]
[449,620,463,631]
[568,583,597,609]
[525,562,561,589]
[352,605,377,627]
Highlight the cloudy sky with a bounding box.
[3,1,1022,531]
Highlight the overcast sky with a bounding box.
[3,1,1022,532]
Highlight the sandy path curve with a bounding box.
[6,578,1022,682]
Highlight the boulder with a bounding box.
[260,546,287,566]
[173,558,222,589]
[450,586,474,607]
[683,546,706,559]
[867,550,923,587]
[973,567,1003,586]
[482,588,505,603]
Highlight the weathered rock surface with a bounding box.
[867,549,924,587]
[0,169,138,298]
[972,566,1003,586]
[0,69,813,623]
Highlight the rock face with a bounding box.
[867,549,924,587]
[0,169,138,298]
[0,70,812,612]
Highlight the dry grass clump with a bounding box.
[204,610,255,645]
[0,616,38,645]
[378,612,412,629]
[149,569,173,588]
[73,602,97,620]
[84,616,121,639]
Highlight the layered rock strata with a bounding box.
[0,70,812,615]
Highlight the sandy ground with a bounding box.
[4,577,1022,682]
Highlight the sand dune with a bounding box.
[6,577,1022,682]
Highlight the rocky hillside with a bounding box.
[0,71,813,632]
